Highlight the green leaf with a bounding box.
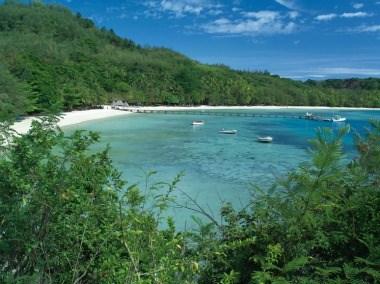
[283,256,309,273]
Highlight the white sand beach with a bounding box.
[11,107,129,134]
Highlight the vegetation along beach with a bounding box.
[1,1,380,283]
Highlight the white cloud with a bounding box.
[288,67,380,79]
[119,13,128,19]
[203,11,297,36]
[319,67,380,76]
[288,11,299,19]
[318,67,380,76]
[315,11,372,21]
[144,0,221,17]
[160,0,204,16]
[208,9,223,16]
[274,0,298,10]
[287,74,327,80]
[354,25,380,32]
[308,74,327,78]
[315,13,337,21]
[145,1,157,8]
[341,11,371,18]
[106,6,127,14]
[353,3,364,9]
[243,10,279,20]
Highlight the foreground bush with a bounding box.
[0,118,197,283]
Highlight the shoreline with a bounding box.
[10,104,380,134]
[11,108,129,134]
[123,105,380,111]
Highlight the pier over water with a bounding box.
[116,107,308,120]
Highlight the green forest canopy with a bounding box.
[0,1,380,121]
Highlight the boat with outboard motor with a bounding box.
[219,129,238,134]
[257,136,273,143]
[332,115,346,122]
[304,112,347,122]
[192,120,205,125]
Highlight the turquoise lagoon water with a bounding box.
[65,109,380,228]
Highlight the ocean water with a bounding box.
[65,109,380,229]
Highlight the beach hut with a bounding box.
[111,100,129,109]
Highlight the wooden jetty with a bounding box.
[116,107,308,120]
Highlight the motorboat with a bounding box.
[192,120,205,125]
[304,112,314,119]
[332,115,346,122]
[303,112,347,123]
[219,129,238,134]
[257,136,273,143]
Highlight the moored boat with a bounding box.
[257,136,273,143]
[192,120,205,125]
[219,129,238,134]
[332,115,346,122]
[304,112,314,119]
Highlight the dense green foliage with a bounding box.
[1,118,379,283]
[0,1,380,121]
[0,119,198,283]
[0,66,32,120]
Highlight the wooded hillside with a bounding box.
[0,1,379,121]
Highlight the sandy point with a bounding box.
[11,107,130,135]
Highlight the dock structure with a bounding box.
[116,107,307,120]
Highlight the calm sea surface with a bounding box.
[65,109,380,228]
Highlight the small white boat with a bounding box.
[332,115,346,122]
[219,129,238,135]
[257,136,273,143]
[192,120,205,125]
[305,112,313,119]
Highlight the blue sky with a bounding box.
[44,0,380,79]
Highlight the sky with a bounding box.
[42,0,380,79]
